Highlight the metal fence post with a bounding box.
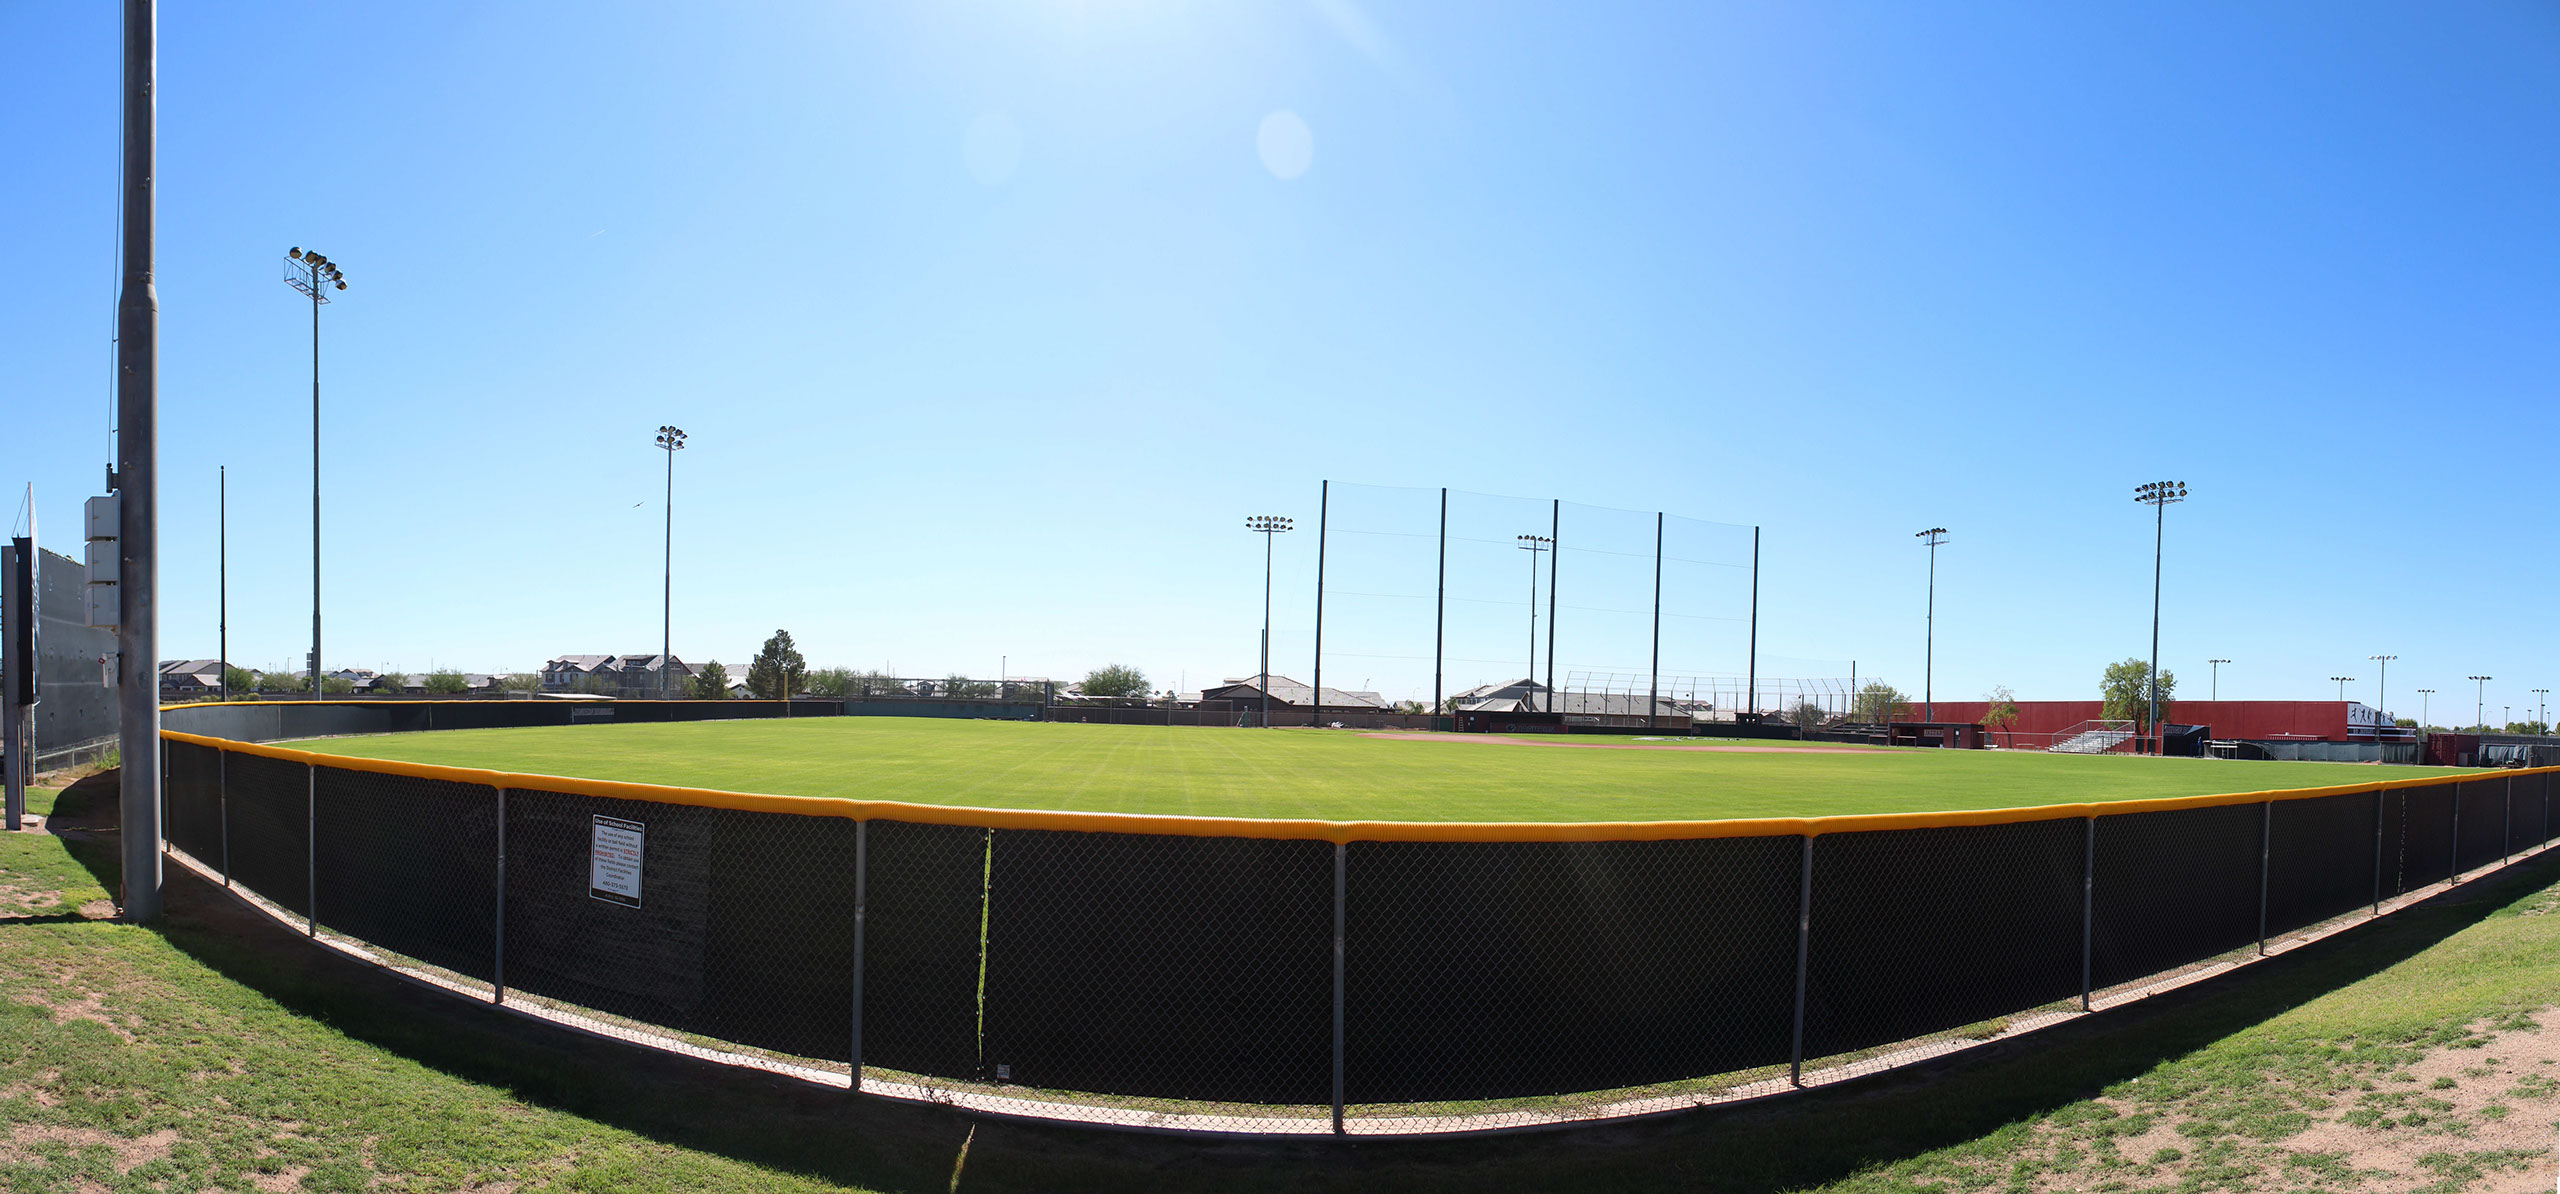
[2448,785,2461,885]
[305,763,318,936]
[2371,788,2385,915]
[218,747,230,886]
[1331,841,1346,1134]
[2256,801,2272,955]
[2080,817,2095,1011]
[2502,776,2512,864]
[1789,835,1811,1086]
[493,787,507,1004]
[851,819,867,1094]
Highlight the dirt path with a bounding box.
[1359,732,1873,754]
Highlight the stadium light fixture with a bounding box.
[1246,515,1293,726]
[2207,659,2230,701]
[1517,534,1551,709]
[2468,676,2492,732]
[1915,528,1947,721]
[655,426,687,698]
[2330,676,2354,702]
[2132,481,2187,749]
[283,247,348,698]
[2534,688,2549,730]
[2417,688,2435,736]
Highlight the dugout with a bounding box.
[1885,722,1985,749]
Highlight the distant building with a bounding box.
[542,653,693,697]
[1198,674,1390,711]
[157,659,225,697]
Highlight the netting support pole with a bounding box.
[305,763,317,937]
[493,788,507,1005]
[2079,817,2095,1011]
[1330,841,1346,1134]
[2256,801,2271,956]
[1647,513,1662,733]
[1746,527,1760,722]
[851,819,867,1095]
[1432,488,1446,727]
[1312,480,1326,730]
[1789,834,1810,1086]
[2371,789,2385,916]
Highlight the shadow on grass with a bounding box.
[69,768,2560,1194]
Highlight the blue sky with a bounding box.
[6,1,2557,718]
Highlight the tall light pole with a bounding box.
[2330,675,2355,702]
[1517,534,1550,707]
[2417,689,2434,734]
[2534,689,2548,731]
[2133,481,2187,750]
[2469,675,2492,732]
[655,426,686,698]
[1245,515,1292,726]
[2369,655,2395,741]
[284,247,346,697]
[1916,528,1947,722]
[2207,658,2230,701]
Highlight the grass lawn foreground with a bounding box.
[292,718,2482,823]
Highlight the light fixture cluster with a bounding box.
[286,246,348,293]
[2133,480,2188,506]
[1245,515,1292,534]
[656,425,687,452]
[1516,534,1552,550]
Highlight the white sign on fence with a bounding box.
[589,815,646,908]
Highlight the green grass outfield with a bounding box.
[290,718,2481,823]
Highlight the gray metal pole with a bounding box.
[1648,514,1662,732]
[1746,527,1760,724]
[1261,529,1274,728]
[219,748,229,885]
[1545,500,1557,715]
[218,466,226,700]
[662,444,674,699]
[1313,481,1326,729]
[1924,537,1936,723]
[851,819,866,1089]
[1789,834,1811,1085]
[310,259,322,699]
[1432,489,1446,726]
[115,0,164,922]
[2503,775,2512,864]
[2147,497,2163,753]
[1331,841,1346,1134]
[306,763,317,936]
[493,787,507,1003]
[2,542,21,833]
[2080,817,2095,1011]
[2448,790,2461,885]
[2256,801,2272,955]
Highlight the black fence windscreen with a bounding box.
[860,819,990,1081]
[982,831,1333,1105]
[222,752,311,917]
[162,741,225,867]
[2455,780,2510,875]
[1345,836,1801,1104]
[313,768,501,984]
[2264,792,2382,937]
[2092,803,2264,990]
[2517,772,2551,851]
[2396,786,2457,892]
[1806,818,2083,1059]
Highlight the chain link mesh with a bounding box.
[859,819,985,1083]
[1344,836,1800,1116]
[2454,779,2508,875]
[2091,803,2262,992]
[1806,818,2082,1069]
[312,767,499,986]
[980,830,1332,1115]
[221,752,311,918]
[2264,791,2381,939]
[162,740,225,867]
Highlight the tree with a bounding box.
[1789,700,1827,731]
[1850,681,1911,725]
[691,660,730,699]
[423,669,470,695]
[747,631,807,699]
[1081,663,1150,699]
[1982,685,2021,747]
[1392,699,1430,716]
[805,667,853,699]
[370,674,410,695]
[2100,659,2175,729]
[943,674,997,699]
[321,674,357,695]
[500,673,542,696]
[221,665,256,696]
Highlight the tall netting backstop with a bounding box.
[158,702,2559,1135]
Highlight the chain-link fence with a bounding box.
[158,705,2560,1136]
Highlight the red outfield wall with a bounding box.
[1917,700,2374,743]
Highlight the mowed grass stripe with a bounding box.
[286,718,2481,823]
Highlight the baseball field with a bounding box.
[289,718,2477,823]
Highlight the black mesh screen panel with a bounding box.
[981,830,1331,1104]
[2396,786,2455,892]
[2092,803,2262,989]
[860,819,987,1081]
[2455,780,2509,874]
[223,752,311,916]
[2265,792,2381,937]
[313,767,500,982]
[163,741,225,866]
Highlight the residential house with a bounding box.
[1198,674,1390,711]
[542,653,693,697]
[157,659,226,697]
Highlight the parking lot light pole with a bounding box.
[283,248,346,698]
[2533,689,2548,730]
[2208,658,2229,702]
[1915,528,1947,722]
[2369,655,2395,742]
[2470,676,2492,732]
[2331,676,2354,702]
[2417,689,2434,737]
[1246,515,1293,726]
